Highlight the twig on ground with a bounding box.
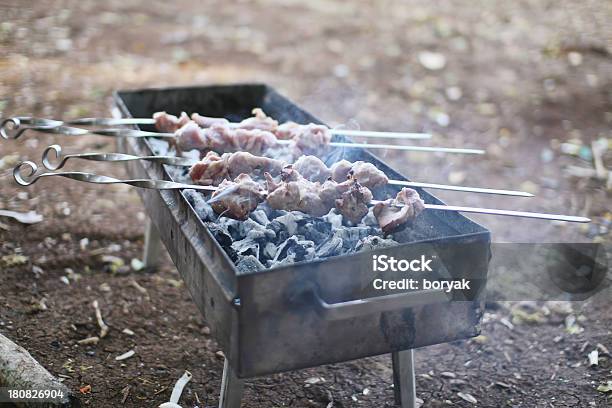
[77,336,100,345]
[130,279,149,296]
[121,385,131,404]
[92,300,109,338]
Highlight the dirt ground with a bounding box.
[0,0,611,407]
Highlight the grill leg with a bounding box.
[143,218,161,269]
[392,349,417,408]
[219,358,244,408]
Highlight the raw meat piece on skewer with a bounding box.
[153,111,190,133]
[236,108,278,132]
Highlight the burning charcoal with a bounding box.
[250,209,270,225]
[236,255,265,273]
[231,238,260,258]
[247,227,275,241]
[263,242,277,260]
[183,189,215,221]
[300,219,332,243]
[273,236,316,264]
[274,212,307,236]
[205,223,233,247]
[267,220,290,244]
[224,219,247,241]
[316,236,344,258]
[333,226,374,249]
[242,219,275,241]
[289,240,315,262]
[323,210,343,229]
[216,243,237,262]
[355,236,399,252]
[271,209,288,218]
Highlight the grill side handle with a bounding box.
[312,288,450,321]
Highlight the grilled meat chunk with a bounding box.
[209,174,267,220]
[373,188,425,235]
[265,172,330,217]
[330,160,388,189]
[292,155,331,183]
[153,111,190,133]
[265,171,373,223]
[347,161,389,189]
[238,108,278,132]
[318,178,355,208]
[264,172,281,193]
[335,180,373,225]
[330,160,353,182]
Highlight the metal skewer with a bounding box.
[68,118,157,126]
[13,161,215,192]
[2,116,430,140]
[275,139,484,155]
[1,117,80,139]
[41,145,195,169]
[41,145,530,197]
[0,119,176,140]
[386,180,532,197]
[370,200,590,223]
[68,117,432,140]
[14,162,588,223]
[2,119,481,154]
[329,129,430,140]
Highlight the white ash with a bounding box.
[236,255,265,274]
[183,189,408,271]
[250,209,270,225]
[272,236,316,266]
[317,235,343,258]
[231,238,260,258]
[355,236,398,251]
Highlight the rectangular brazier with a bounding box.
[113,84,490,377]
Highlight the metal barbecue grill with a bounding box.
[112,84,491,408]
